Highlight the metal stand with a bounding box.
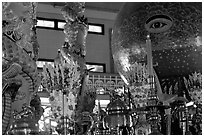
[177,101,191,135]
[147,75,162,135]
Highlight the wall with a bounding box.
[37,29,64,59]
[36,3,118,73]
[86,17,114,73]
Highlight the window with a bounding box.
[86,62,106,73]
[37,58,106,73]
[58,21,66,29]
[36,17,104,35]
[37,19,55,28]
[58,21,104,34]
[88,23,104,34]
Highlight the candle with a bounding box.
[146,34,153,76]
[146,34,155,89]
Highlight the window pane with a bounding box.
[88,25,102,33]
[37,20,54,28]
[58,22,66,29]
[86,64,104,72]
[58,22,103,34]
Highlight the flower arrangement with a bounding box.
[42,55,81,92]
[184,72,202,104]
[122,62,150,108]
[48,89,77,122]
[42,52,81,122]
[122,62,149,86]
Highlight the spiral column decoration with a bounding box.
[61,2,89,134]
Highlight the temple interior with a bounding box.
[2,2,202,135]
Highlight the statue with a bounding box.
[2,2,40,134]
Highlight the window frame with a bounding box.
[36,17,57,30]
[36,17,105,35]
[86,62,106,73]
[88,23,104,35]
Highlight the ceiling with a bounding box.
[86,2,124,13]
[40,2,124,13]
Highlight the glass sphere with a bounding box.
[112,2,202,85]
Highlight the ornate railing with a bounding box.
[38,72,125,94]
[87,72,125,93]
